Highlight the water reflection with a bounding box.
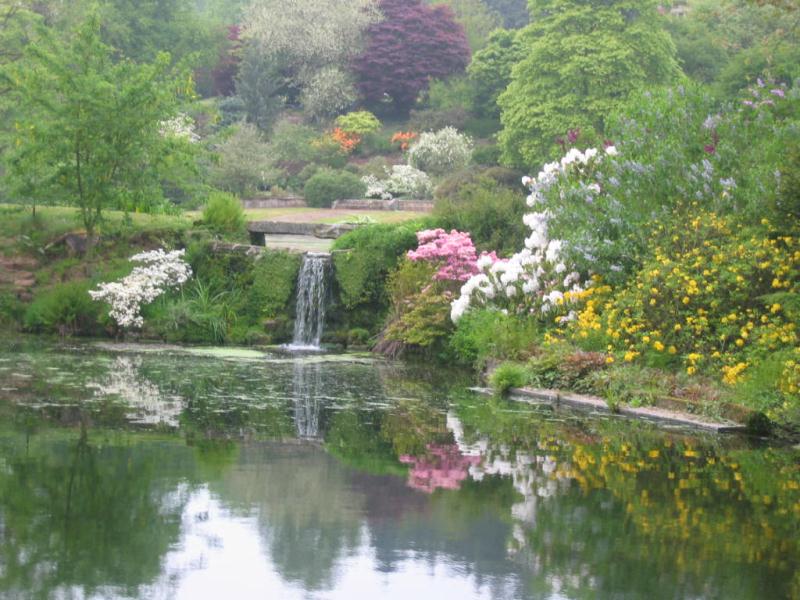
[0,340,798,599]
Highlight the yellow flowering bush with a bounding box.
[565,210,799,416]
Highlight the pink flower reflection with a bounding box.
[399,443,481,493]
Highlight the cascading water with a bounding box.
[289,253,331,350]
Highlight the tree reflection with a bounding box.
[0,428,194,598]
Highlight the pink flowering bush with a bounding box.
[407,228,497,282]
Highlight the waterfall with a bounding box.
[292,362,323,439]
[290,253,331,350]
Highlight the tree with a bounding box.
[354,0,471,113]
[235,41,288,130]
[427,0,502,51]
[242,0,379,116]
[483,0,529,28]
[498,0,680,168]
[3,16,188,239]
[468,28,522,118]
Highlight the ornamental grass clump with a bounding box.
[89,249,192,329]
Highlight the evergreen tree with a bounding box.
[498,0,680,168]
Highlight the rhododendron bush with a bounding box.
[380,229,487,353]
[89,249,192,329]
[450,150,594,324]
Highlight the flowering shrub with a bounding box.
[407,127,473,176]
[450,156,590,323]
[90,249,192,329]
[158,113,199,143]
[380,229,489,354]
[329,127,361,154]
[530,83,800,282]
[361,165,434,199]
[407,229,496,282]
[564,211,799,418]
[391,131,417,151]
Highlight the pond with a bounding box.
[0,339,798,600]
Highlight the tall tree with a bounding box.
[483,0,528,28]
[498,0,680,168]
[468,28,522,118]
[426,0,502,51]
[354,0,471,113]
[3,16,189,237]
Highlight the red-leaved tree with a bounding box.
[353,0,470,113]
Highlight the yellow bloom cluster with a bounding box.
[565,211,799,392]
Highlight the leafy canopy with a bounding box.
[354,0,471,113]
[498,0,680,168]
[3,15,190,236]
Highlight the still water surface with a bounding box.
[0,339,798,599]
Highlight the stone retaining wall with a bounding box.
[242,197,307,209]
[331,199,434,212]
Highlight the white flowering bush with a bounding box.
[361,165,434,199]
[451,150,598,323]
[407,127,473,176]
[89,249,192,329]
[158,113,199,143]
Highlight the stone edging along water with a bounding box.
[470,386,750,434]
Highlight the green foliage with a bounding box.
[433,174,526,255]
[408,106,470,133]
[429,0,503,51]
[202,192,246,237]
[448,309,540,369]
[777,134,800,223]
[235,44,288,131]
[4,15,189,236]
[303,169,366,208]
[467,28,522,119]
[471,144,502,166]
[498,0,680,168]
[24,281,101,336]
[247,251,302,319]
[211,123,275,197]
[489,362,528,394]
[335,111,381,135]
[332,222,423,311]
[382,260,453,352]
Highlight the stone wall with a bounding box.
[331,199,434,212]
[242,197,307,209]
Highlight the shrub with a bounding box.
[363,165,434,200]
[472,144,502,166]
[303,169,366,208]
[489,362,528,395]
[202,192,246,236]
[335,110,381,135]
[408,107,470,133]
[332,222,424,310]
[448,309,540,369]
[407,127,473,176]
[380,259,454,355]
[24,281,101,336]
[566,212,800,423]
[211,123,276,197]
[433,175,527,255]
[268,119,317,164]
[247,251,302,319]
